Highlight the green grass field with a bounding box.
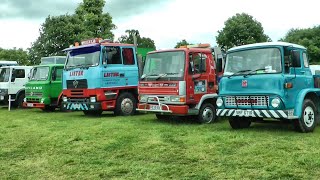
[1,108,320,179]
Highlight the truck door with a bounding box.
[121,47,139,87]
[9,68,26,96]
[284,49,311,107]
[186,51,215,103]
[51,66,64,99]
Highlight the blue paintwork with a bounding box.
[67,103,89,110]
[294,89,320,117]
[63,45,138,90]
[218,43,320,119]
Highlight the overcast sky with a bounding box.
[0,0,319,50]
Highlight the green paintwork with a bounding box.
[25,64,64,107]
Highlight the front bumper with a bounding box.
[61,102,102,111]
[23,102,45,108]
[137,103,193,115]
[216,109,298,119]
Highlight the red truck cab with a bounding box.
[137,45,224,123]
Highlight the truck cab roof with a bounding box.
[63,42,135,52]
[34,64,65,68]
[0,65,33,69]
[228,42,307,52]
[148,48,212,55]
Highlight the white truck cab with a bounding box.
[0,66,33,107]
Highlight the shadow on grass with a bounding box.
[230,122,295,133]
[152,116,201,125]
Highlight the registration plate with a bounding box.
[149,105,161,110]
[235,110,253,116]
[27,103,33,107]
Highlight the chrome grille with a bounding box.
[147,96,170,103]
[25,92,42,97]
[225,96,269,106]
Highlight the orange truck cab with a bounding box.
[137,44,224,123]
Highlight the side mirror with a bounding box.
[216,57,223,73]
[102,47,108,65]
[291,50,301,68]
[199,54,206,73]
[52,71,57,81]
[11,69,16,82]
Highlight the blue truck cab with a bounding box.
[216,42,320,132]
[61,39,142,116]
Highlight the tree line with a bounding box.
[1,1,319,64]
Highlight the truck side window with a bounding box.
[107,47,122,64]
[303,53,309,67]
[292,50,301,67]
[189,52,206,74]
[15,69,25,78]
[122,48,134,65]
[54,68,63,81]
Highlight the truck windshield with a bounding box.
[30,66,50,81]
[41,57,66,65]
[142,51,185,81]
[0,68,10,82]
[66,46,100,69]
[224,48,281,76]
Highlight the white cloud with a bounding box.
[0,19,41,49]
[1,0,320,50]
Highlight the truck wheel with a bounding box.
[83,110,103,116]
[42,105,55,112]
[16,94,25,108]
[114,92,136,116]
[229,117,251,129]
[197,103,216,124]
[294,99,317,133]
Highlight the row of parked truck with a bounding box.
[1,38,319,133]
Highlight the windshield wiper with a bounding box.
[243,68,266,77]
[140,73,159,80]
[155,73,168,80]
[227,70,251,79]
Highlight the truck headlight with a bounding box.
[271,98,281,108]
[41,98,45,103]
[63,96,68,102]
[23,98,26,102]
[216,97,223,107]
[139,95,147,102]
[90,97,96,103]
[170,96,185,102]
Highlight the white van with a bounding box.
[0,66,33,107]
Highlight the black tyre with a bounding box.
[83,110,103,116]
[16,93,25,108]
[197,103,216,124]
[114,92,136,116]
[42,105,56,112]
[229,117,251,129]
[156,114,170,120]
[293,99,317,133]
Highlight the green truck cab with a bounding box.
[23,64,64,111]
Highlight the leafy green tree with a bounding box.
[174,39,192,48]
[280,26,320,63]
[28,0,115,65]
[118,29,156,49]
[216,13,270,49]
[0,47,29,65]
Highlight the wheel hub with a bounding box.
[121,98,133,114]
[303,106,314,128]
[202,107,213,123]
